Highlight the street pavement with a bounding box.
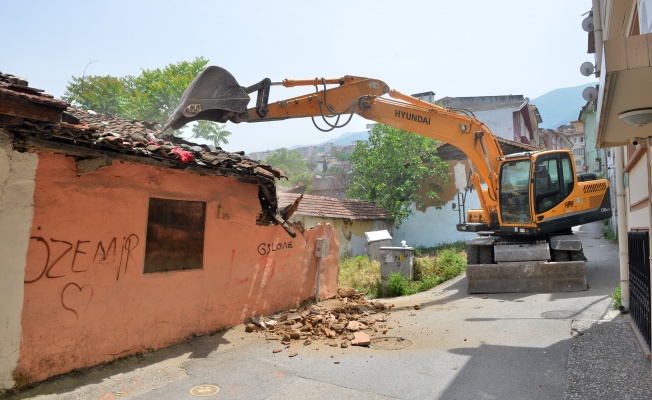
[6,221,651,400]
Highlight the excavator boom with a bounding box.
[163,67,506,228]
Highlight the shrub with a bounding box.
[386,272,417,297]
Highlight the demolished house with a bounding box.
[0,72,339,388]
[278,193,393,258]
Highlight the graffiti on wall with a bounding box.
[257,241,293,256]
[25,227,140,318]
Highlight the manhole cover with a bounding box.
[370,336,413,350]
[189,384,220,397]
[541,310,577,319]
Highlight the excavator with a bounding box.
[162,66,612,292]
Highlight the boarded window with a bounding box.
[144,198,206,273]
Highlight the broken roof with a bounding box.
[278,193,392,221]
[0,71,285,184]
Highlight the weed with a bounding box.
[612,284,622,309]
[603,228,617,242]
[12,372,31,389]
[414,241,465,257]
[339,256,381,297]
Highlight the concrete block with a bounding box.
[466,261,587,294]
[494,243,550,262]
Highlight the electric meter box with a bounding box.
[379,246,415,294]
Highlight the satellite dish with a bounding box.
[582,16,594,32]
[580,62,595,76]
[582,86,598,101]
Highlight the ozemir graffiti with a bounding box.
[25,233,140,283]
[25,230,140,319]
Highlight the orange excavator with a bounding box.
[162,66,611,291]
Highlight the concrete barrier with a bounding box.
[466,261,587,294]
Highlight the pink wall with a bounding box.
[16,152,339,383]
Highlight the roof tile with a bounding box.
[278,193,392,221]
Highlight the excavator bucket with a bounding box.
[160,66,250,133]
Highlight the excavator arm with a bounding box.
[162,67,505,226]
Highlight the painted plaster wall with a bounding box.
[393,161,480,247]
[627,153,650,230]
[15,152,339,384]
[0,133,38,389]
[473,108,518,141]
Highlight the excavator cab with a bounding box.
[497,150,611,236]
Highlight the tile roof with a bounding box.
[55,108,286,182]
[0,72,285,184]
[278,193,392,221]
[0,72,68,110]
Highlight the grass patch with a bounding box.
[338,256,381,297]
[611,283,622,309]
[603,228,617,242]
[338,244,466,298]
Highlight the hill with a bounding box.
[531,82,598,129]
[318,130,369,146]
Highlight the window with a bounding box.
[534,158,562,214]
[144,198,206,273]
[499,159,532,224]
[562,155,574,196]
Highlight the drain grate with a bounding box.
[541,310,577,319]
[189,384,220,397]
[370,336,413,350]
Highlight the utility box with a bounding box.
[380,245,415,294]
[315,238,330,259]
[365,230,392,262]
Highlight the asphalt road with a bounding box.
[10,221,638,400]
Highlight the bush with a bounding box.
[386,272,417,297]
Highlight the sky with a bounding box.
[2,0,595,154]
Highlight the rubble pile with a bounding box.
[245,288,395,349]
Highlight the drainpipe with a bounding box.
[615,146,629,310]
[592,0,603,75]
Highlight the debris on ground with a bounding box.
[245,288,395,349]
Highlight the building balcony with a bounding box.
[597,32,652,147]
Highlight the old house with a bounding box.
[438,95,539,145]
[278,193,393,257]
[0,72,339,388]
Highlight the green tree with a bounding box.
[347,124,449,227]
[191,121,231,148]
[62,57,231,146]
[266,148,313,188]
